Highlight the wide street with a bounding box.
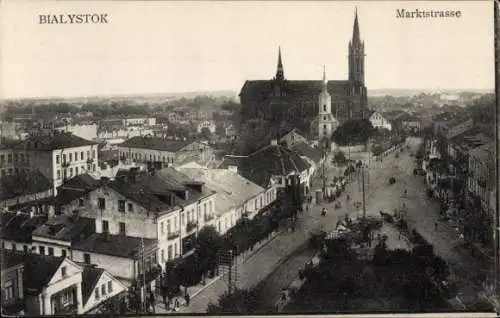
[169,137,489,313]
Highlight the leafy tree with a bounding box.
[333,151,347,165]
[332,119,374,146]
[207,288,257,314]
[194,226,224,276]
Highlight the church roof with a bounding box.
[240,80,361,101]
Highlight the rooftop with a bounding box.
[220,143,311,187]
[291,142,323,164]
[59,173,100,191]
[0,213,47,243]
[32,215,95,243]
[120,136,192,152]
[15,131,97,151]
[3,249,66,295]
[73,233,157,258]
[0,170,52,202]
[177,167,264,215]
[81,266,105,305]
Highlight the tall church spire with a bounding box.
[352,7,361,44]
[348,8,365,84]
[322,65,328,90]
[275,46,285,81]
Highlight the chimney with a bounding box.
[271,139,278,146]
[227,165,238,173]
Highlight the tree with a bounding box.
[332,119,374,146]
[207,288,256,313]
[194,226,224,277]
[199,127,212,140]
[333,151,347,165]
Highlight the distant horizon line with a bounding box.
[1,87,495,101]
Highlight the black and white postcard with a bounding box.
[0,1,498,317]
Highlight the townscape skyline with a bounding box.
[1,1,495,99]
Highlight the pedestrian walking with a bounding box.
[149,290,156,314]
[184,292,190,307]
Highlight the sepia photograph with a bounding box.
[0,0,498,316]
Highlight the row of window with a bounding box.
[120,151,175,164]
[160,242,179,263]
[0,153,13,164]
[95,281,113,300]
[56,164,96,180]
[56,150,96,165]
[98,198,134,213]
[0,167,31,177]
[99,220,127,235]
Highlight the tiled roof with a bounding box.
[220,144,311,187]
[0,213,47,243]
[218,156,245,169]
[73,233,157,258]
[81,266,105,305]
[240,80,353,101]
[0,170,52,202]
[177,168,264,215]
[2,249,66,295]
[15,131,96,151]
[59,173,100,191]
[291,142,323,164]
[120,136,191,152]
[32,215,95,243]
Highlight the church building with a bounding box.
[239,9,368,134]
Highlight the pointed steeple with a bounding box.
[275,46,284,81]
[322,65,328,90]
[352,7,361,44]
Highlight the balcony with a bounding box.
[61,161,70,168]
[167,231,180,240]
[86,158,94,164]
[186,221,198,233]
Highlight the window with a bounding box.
[23,245,28,253]
[11,243,16,251]
[98,198,106,210]
[161,249,165,262]
[69,153,72,162]
[79,198,84,206]
[92,164,96,172]
[127,203,133,212]
[56,155,60,164]
[57,170,61,180]
[74,152,78,161]
[84,253,91,264]
[323,105,326,111]
[95,289,100,300]
[101,284,106,295]
[63,154,67,163]
[182,213,185,225]
[61,266,67,277]
[167,220,171,235]
[118,200,125,212]
[81,152,84,160]
[160,222,164,235]
[69,168,73,177]
[119,222,126,235]
[7,154,12,163]
[39,246,45,255]
[108,281,113,293]
[87,150,90,158]
[0,154,4,163]
[48,247,54,256]
[75,167,79,175]
[167,245,173,260]
[3,280,14,302]
[102,220,109,233]
[61,250,67,258]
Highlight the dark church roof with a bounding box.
[240,80,360,101]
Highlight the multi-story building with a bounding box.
[368,111,393,131]
[432,111,474,140]
[118,136,214,167]
[1,251,25,315]
[13,131,99,194]
[220,139,312,198]
[278,128,308,149]
[467,141,496,217]
[0,143,16,177]
[177,166,278,234]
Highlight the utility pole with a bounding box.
[141,236,146,314]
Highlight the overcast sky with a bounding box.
[0,0,495,99]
